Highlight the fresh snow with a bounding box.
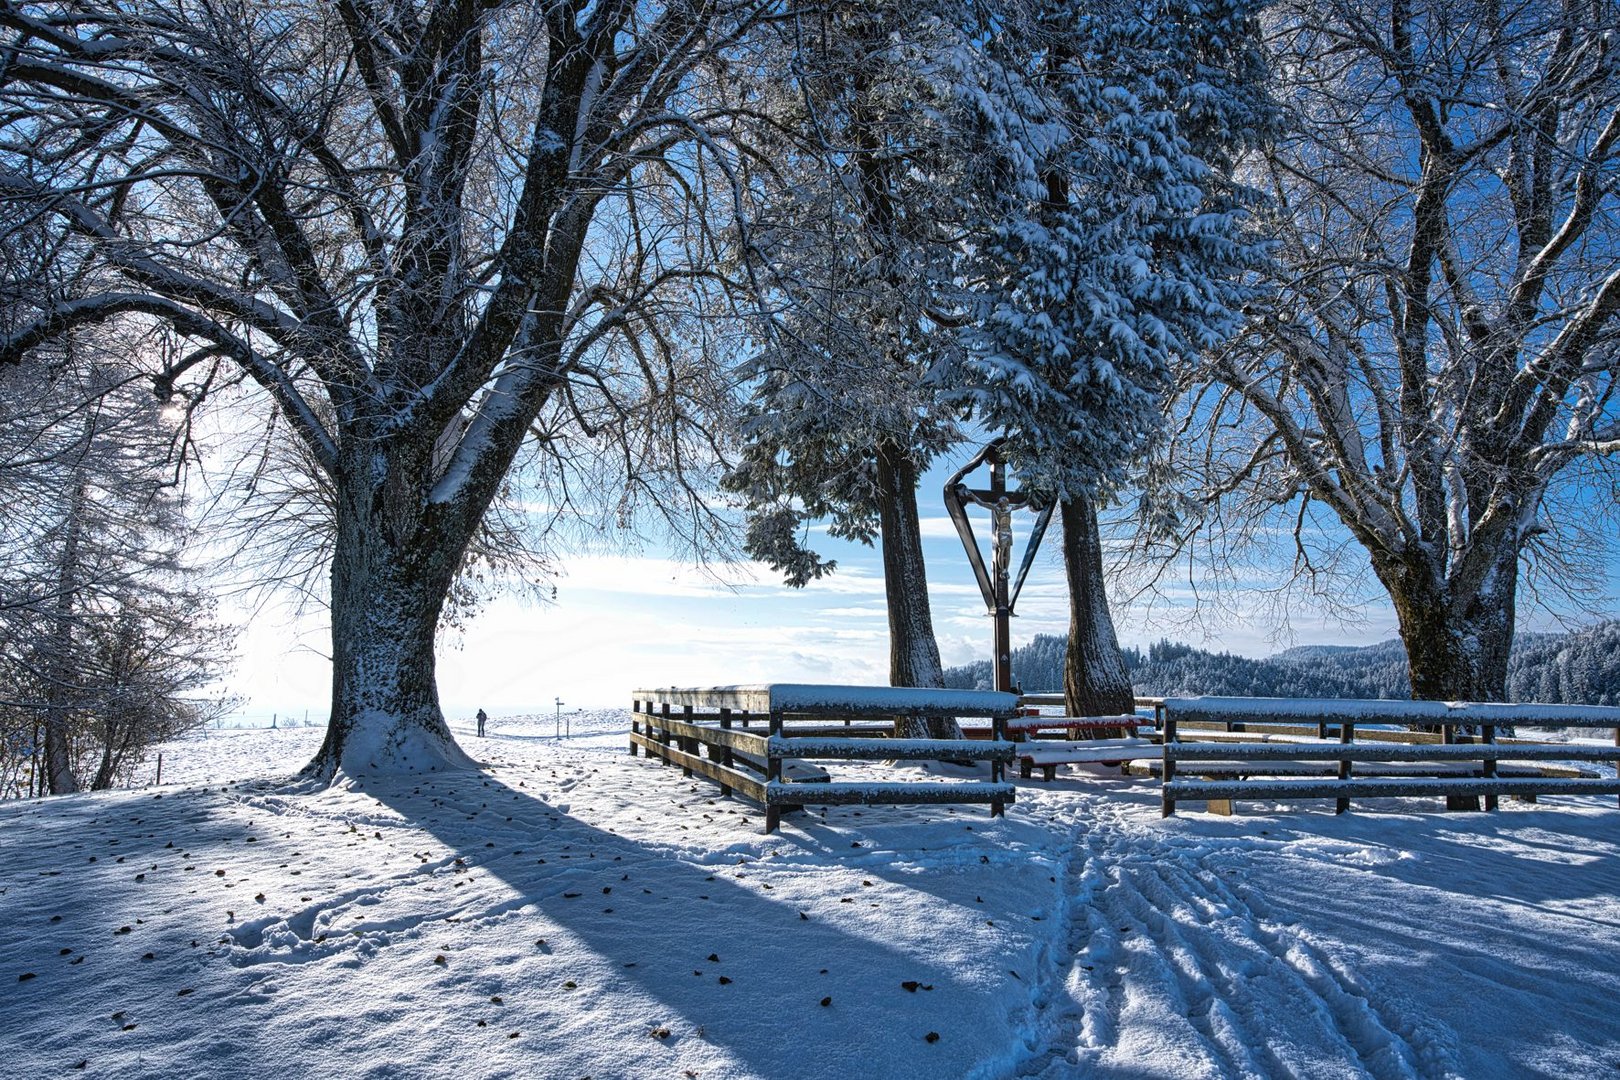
[641,684,1019,714]
[328,707,480,778]
[3,711,1619,1078]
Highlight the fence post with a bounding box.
[155,753,162,788]
[991,709,1006,817]
[1482,724,1498,812]
[1336,722,1352,814]
[764,707,783,833]
[681,704,694,777]
[1443,722,1480,811]
[1161,708,1178,817]
[629,700,640,756]
[718,708,733,797]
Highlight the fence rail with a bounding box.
[1160,696,1620,816]
[632,685,1019,832]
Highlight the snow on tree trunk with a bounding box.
[874,441,958,741]
[302,458,479,781]
[1060,492,1134,731]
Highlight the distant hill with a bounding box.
[942,620,1620,705]
[1272,642,1402,662]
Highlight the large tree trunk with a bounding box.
[303,454,480,781]
[1059,493,1134,731]
[1383,542,1517,703]
[874,440,959,740]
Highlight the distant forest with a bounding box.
[943,621,1620,705]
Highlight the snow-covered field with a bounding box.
[3,711,1618,1078]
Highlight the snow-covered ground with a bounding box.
[3,711,1618,1078]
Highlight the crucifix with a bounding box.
[943,440,1053,694]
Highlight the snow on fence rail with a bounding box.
[630,685,1020,833]
[1159,696,1620,817]
[1016,693,1165,719]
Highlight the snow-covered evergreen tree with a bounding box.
[0,352,234,796]
[939,0,1272,717]
[945,0,1270,497]
[722,7,971,726]
[725,2,1269,723]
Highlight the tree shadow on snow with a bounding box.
[340,758,999,1079]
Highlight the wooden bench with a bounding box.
[1159,697,1620,817]
[631,685,1019,832]
[962,715,1150,739]
[966,702,1160,781]
[961,710,1157,781]
[1017,738,1155,780]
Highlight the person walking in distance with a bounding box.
[476,708,488,737]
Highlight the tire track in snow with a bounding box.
[1122,853,1419,1078]
[1106,861,1289,1078]
[1009,797,1438,1079]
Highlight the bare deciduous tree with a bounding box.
[1147,0,1620,701]
[0,0,777,778]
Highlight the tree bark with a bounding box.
[1381,541,1517,703]
[302,450,481,780]
[43,477,85,795]
[1060,493,1134,732]
[91,738,118,791]
[874,440,959,740]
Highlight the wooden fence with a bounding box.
[631,685,1019,832]
[1159,697,1620,816]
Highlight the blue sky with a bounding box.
[219,441,1492,725]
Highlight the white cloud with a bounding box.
[811,604,891,619]
[917,515,966,540]
[555,554,893,600]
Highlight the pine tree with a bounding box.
[0,353,233,795]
